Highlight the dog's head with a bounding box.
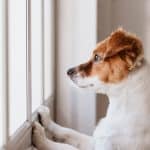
[67,28,144,93]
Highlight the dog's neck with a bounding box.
[106,60,150,119]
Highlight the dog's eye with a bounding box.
[94,54,101,62]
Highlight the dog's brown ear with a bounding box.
[104,28,144,70]
[104,28,131,57]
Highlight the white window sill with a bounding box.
[3,96,54,150]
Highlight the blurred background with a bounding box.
[1,0,150,149]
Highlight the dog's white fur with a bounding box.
[33,61,150,150]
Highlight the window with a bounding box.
[0,0,3,145]
[1,0,55,149]
[0,0,4,147]
[0,95,2,147]
[0,91,2,147]
[8,0,27,135]
[31,0,43,112]
[44,0,54,101]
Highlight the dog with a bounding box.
[32,28,150,150]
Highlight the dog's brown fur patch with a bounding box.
[77,28,144,83]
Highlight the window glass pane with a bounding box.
[0,81,2,147]
[0,0,3,145]
[0,71,2,147]
[0,70,2,145]
[31,0,43,112]
[0,59,2,147]
[9,0,27,135]
[44,0,54,100]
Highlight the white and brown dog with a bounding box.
[32,28,150,150]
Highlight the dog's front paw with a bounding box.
[32,121,47,149]
[38,105,52,128]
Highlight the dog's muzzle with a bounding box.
[67,67,77,77]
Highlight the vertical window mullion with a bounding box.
[44,0,55,103]
[3,0,10,145]
[26,0,32,122]
[9,0,27,135]
[31,0,43,112]
[42,0,45,104]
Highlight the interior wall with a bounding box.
[97,0,150,121]
[56,0,97,135]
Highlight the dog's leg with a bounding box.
[38,106,94,150]
[32,122,79,150]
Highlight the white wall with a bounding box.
[56,0,97,135]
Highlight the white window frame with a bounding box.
[2,0,55,149]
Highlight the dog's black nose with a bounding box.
[67,68,77,76]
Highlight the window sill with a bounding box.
[3,96,54,150]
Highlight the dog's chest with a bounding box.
[93,118,150,150]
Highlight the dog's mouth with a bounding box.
[78,84,94,88]
[68,74,94,88]
[67,67,96,88]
